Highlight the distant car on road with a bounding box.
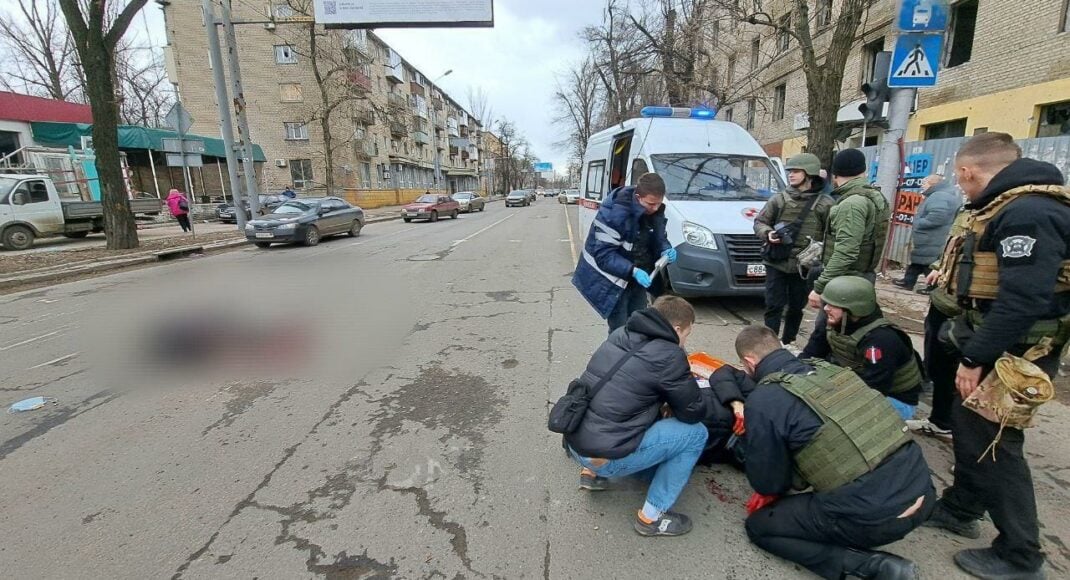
[542,189,557,198]
[558,189,580,204]
[505,190,530,207]
[402,193,460,222]
[452,191,486,213]
[245,197,364,248]
[216,194,287,223]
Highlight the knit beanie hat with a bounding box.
[831,149,867,178]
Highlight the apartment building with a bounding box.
[710,0,1070,157]
[160,1,486,203]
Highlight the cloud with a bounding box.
[376,0,604,175]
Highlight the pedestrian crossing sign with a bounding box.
[889,33,943,87]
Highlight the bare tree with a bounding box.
[0,0,83,100]
[583,0,658,125]
[466,86,494,129]
[628,0,716,106]
[114,38,173,127]
[495,118,533,192]
[552,58,602,162]
[713,0,872,167]
[57,0,150,250]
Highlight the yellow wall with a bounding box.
[780,137,808,159]
[906,78,1070,141]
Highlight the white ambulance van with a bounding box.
[577,106,786,297]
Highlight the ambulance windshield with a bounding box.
[651,154,784,202]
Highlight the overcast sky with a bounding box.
[0,0,605,174]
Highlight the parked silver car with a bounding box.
[558,189,580,204]
[452,191,486,213]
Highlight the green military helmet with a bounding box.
[822,276,878,318]
[784,153,822,178]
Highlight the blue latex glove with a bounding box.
[662,247,678,264]
[632,268,652,288]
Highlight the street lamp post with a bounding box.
[430,69,453,193]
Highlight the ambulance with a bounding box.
[577,106,787,297]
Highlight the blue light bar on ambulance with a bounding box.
[640,106,717,120]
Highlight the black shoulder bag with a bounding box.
[761,193,820,263]
[548,345,641,434]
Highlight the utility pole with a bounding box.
[873,88,916,203]
[220,0,261,215]
[203,0,247,230]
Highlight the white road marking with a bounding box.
[563,204,578,264]
[36,299,59,304]
[450,213,516,247]
[28,352,80,369]
[1,328,68,351]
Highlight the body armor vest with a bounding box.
[762,361,910,492]
[936,185,1070,345]
[827,318,924,394]
[824,186,890,274]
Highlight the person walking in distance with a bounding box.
[572,173,677,333]
[754,153,833,346]
[923,132,1070,580]
[894,174,962,292]
[166,188,192,233]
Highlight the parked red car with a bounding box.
[402,193,460,223]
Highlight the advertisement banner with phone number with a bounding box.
[891,154,934,225]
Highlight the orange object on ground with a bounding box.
[688,352,727,378]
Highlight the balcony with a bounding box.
[409,82,425,96]
[390,122,407,137]
[387,93,408,110]
[412,131,430,145]
[353,108,375,126]
[347,70,372,94]
[450,137,470,149]
[354,140,375,159]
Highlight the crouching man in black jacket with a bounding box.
[736,326,935,579]
[566,296,709,537]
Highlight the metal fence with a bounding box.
[859,135,1070,266]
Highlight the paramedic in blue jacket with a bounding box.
[573,173,678,333]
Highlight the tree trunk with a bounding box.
[83,44,138,250]
[307,25,335,195]
[806,79,838,171]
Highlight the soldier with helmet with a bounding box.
[754,153,834,346]
[802,276,925,419]
[734,325,934,579]
[922,132,1070,580]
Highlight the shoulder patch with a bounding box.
[999,235,1037,259]
[864,346,883,364]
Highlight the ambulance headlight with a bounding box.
[682,221,717,250]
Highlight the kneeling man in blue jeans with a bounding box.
[566,296,709,536]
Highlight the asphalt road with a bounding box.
[2,200,1069,579]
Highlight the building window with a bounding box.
[724,108,734,123]
[923,118,968,140]
[274,44,297,64]
[284,122,309,140]
[861,37,885,84]
[273,3,294,18]
[279,83,303,102]
[1037,100,1070,137]
[726,54,736,86]
[360,162,372,188]
[289,159,313,188]
[711,20,719,46]
[773,84,786,121]
[1062,0,1070,32]
[816,0,832,28]
[777,13,792,53]
[746,98,757,130]
[750,38,760,69]
[947,0,977,67]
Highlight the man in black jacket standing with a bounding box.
[923,132,1070,580]
[566,296,708,537]
[737,325,934,579]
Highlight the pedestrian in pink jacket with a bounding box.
[166,189,192,232]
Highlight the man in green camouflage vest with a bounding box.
[735,326,934,579]
[801,276,925,420]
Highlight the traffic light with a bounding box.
[859,51,892,123]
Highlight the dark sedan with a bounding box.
[217,194,287,223]
[505,190,530,207]
[244,197,364,248]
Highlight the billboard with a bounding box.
[314,0,494,29]
[533,162,553,173]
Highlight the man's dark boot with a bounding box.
[842,548,919,579]
[954,548,1045,580]
[922,499,981,539]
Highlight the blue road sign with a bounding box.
[889,33,943,87]
[897,0,949,33]
[534,162,553,172]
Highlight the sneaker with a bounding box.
[906,418,953,439]
[893,279,914,289]
[954,547,1045,580]
[633,510,693,537]
[579,468,608,491]
[923,501,981,539]
[784,344,802,356]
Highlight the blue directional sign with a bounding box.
[897,0,949,33]
[534,162,553,172]
[889,33,943,87]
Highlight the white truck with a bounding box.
[0,173,162,250]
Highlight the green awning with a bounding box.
[30,121,266,162]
